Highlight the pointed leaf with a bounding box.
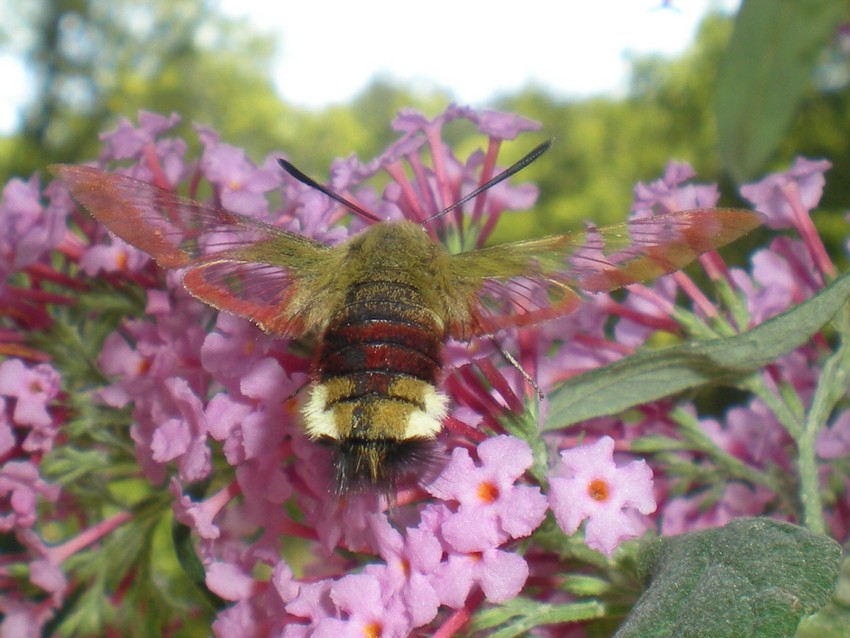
[472,597,605,637]
[545,269,850,430]
[716,0,847,182]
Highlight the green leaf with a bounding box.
[796,603,850,638]
[544,269,850,430]
[716,0,848,182]
[173,515,227,610]
[472,597,606,637]
[614,518,840,638]
[795,554,850,637]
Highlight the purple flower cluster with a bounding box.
[0,106,845,636]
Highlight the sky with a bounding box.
[0,0,740,134]
[219,0,741,107]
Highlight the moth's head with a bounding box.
[277,140,552,230]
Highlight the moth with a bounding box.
[53,143,762,493]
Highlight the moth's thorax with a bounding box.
[303,249,450,490]
[338,222,452,305]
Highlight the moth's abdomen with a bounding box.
[320,320,441,383]
[303,281,449,492]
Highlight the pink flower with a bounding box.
[740,157,831,230]
[202,393,256,465]
[432,546,529,606]
[703,402,793,471]
[0,461,59,531]
[206,561,255,601]
[313,573,412,638]
[425,435,548,552]
[170,478,232,539]
[0,398,15,457]
[391,104,479,135]
[30,557,65,591]
[99,111,188,186]
[197,125,283,217]
[284,578,334,634]
[211,600,261,638]
[149,377,211,481]
[0,598,55,638]
[477,110,541,140]
[1,175,68,272]
[0,360,60,429]
[549,436,656,556]
[79,236,152,274]
[660,483,776,535]
[731,237,821,324]
[235,453,294,526]
[367,514,441,627]
[740,157,834,278]
[99,112,182,161]
[199,313,276,387]
[817,410,850,459]
[632,160,719,215]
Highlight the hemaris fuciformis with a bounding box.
[52,141,761,494]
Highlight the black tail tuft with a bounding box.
[331,437,443,497]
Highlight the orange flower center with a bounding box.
[477,481,499,503]
[588,478,610,502]
[284,396,300,414]
[363,621,382,638]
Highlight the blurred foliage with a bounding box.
[493,13,739,239]
[2,0,850,243]
[4,0,283,175]
[716,0,849,183]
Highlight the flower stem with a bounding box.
[796,305,850,533]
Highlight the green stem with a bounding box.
[738,373,804,439]
[796,305,850,533]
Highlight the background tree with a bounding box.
[2,0,291,180]
[2,0,849,244]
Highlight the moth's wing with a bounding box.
[53,164,333,338]
[446,239,584,339]
[447,208,762,339]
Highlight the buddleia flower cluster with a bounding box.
[0,107,845,637]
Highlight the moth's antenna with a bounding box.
[422,139,552,224]
[277,158,383,224]
[491,338,545,401]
